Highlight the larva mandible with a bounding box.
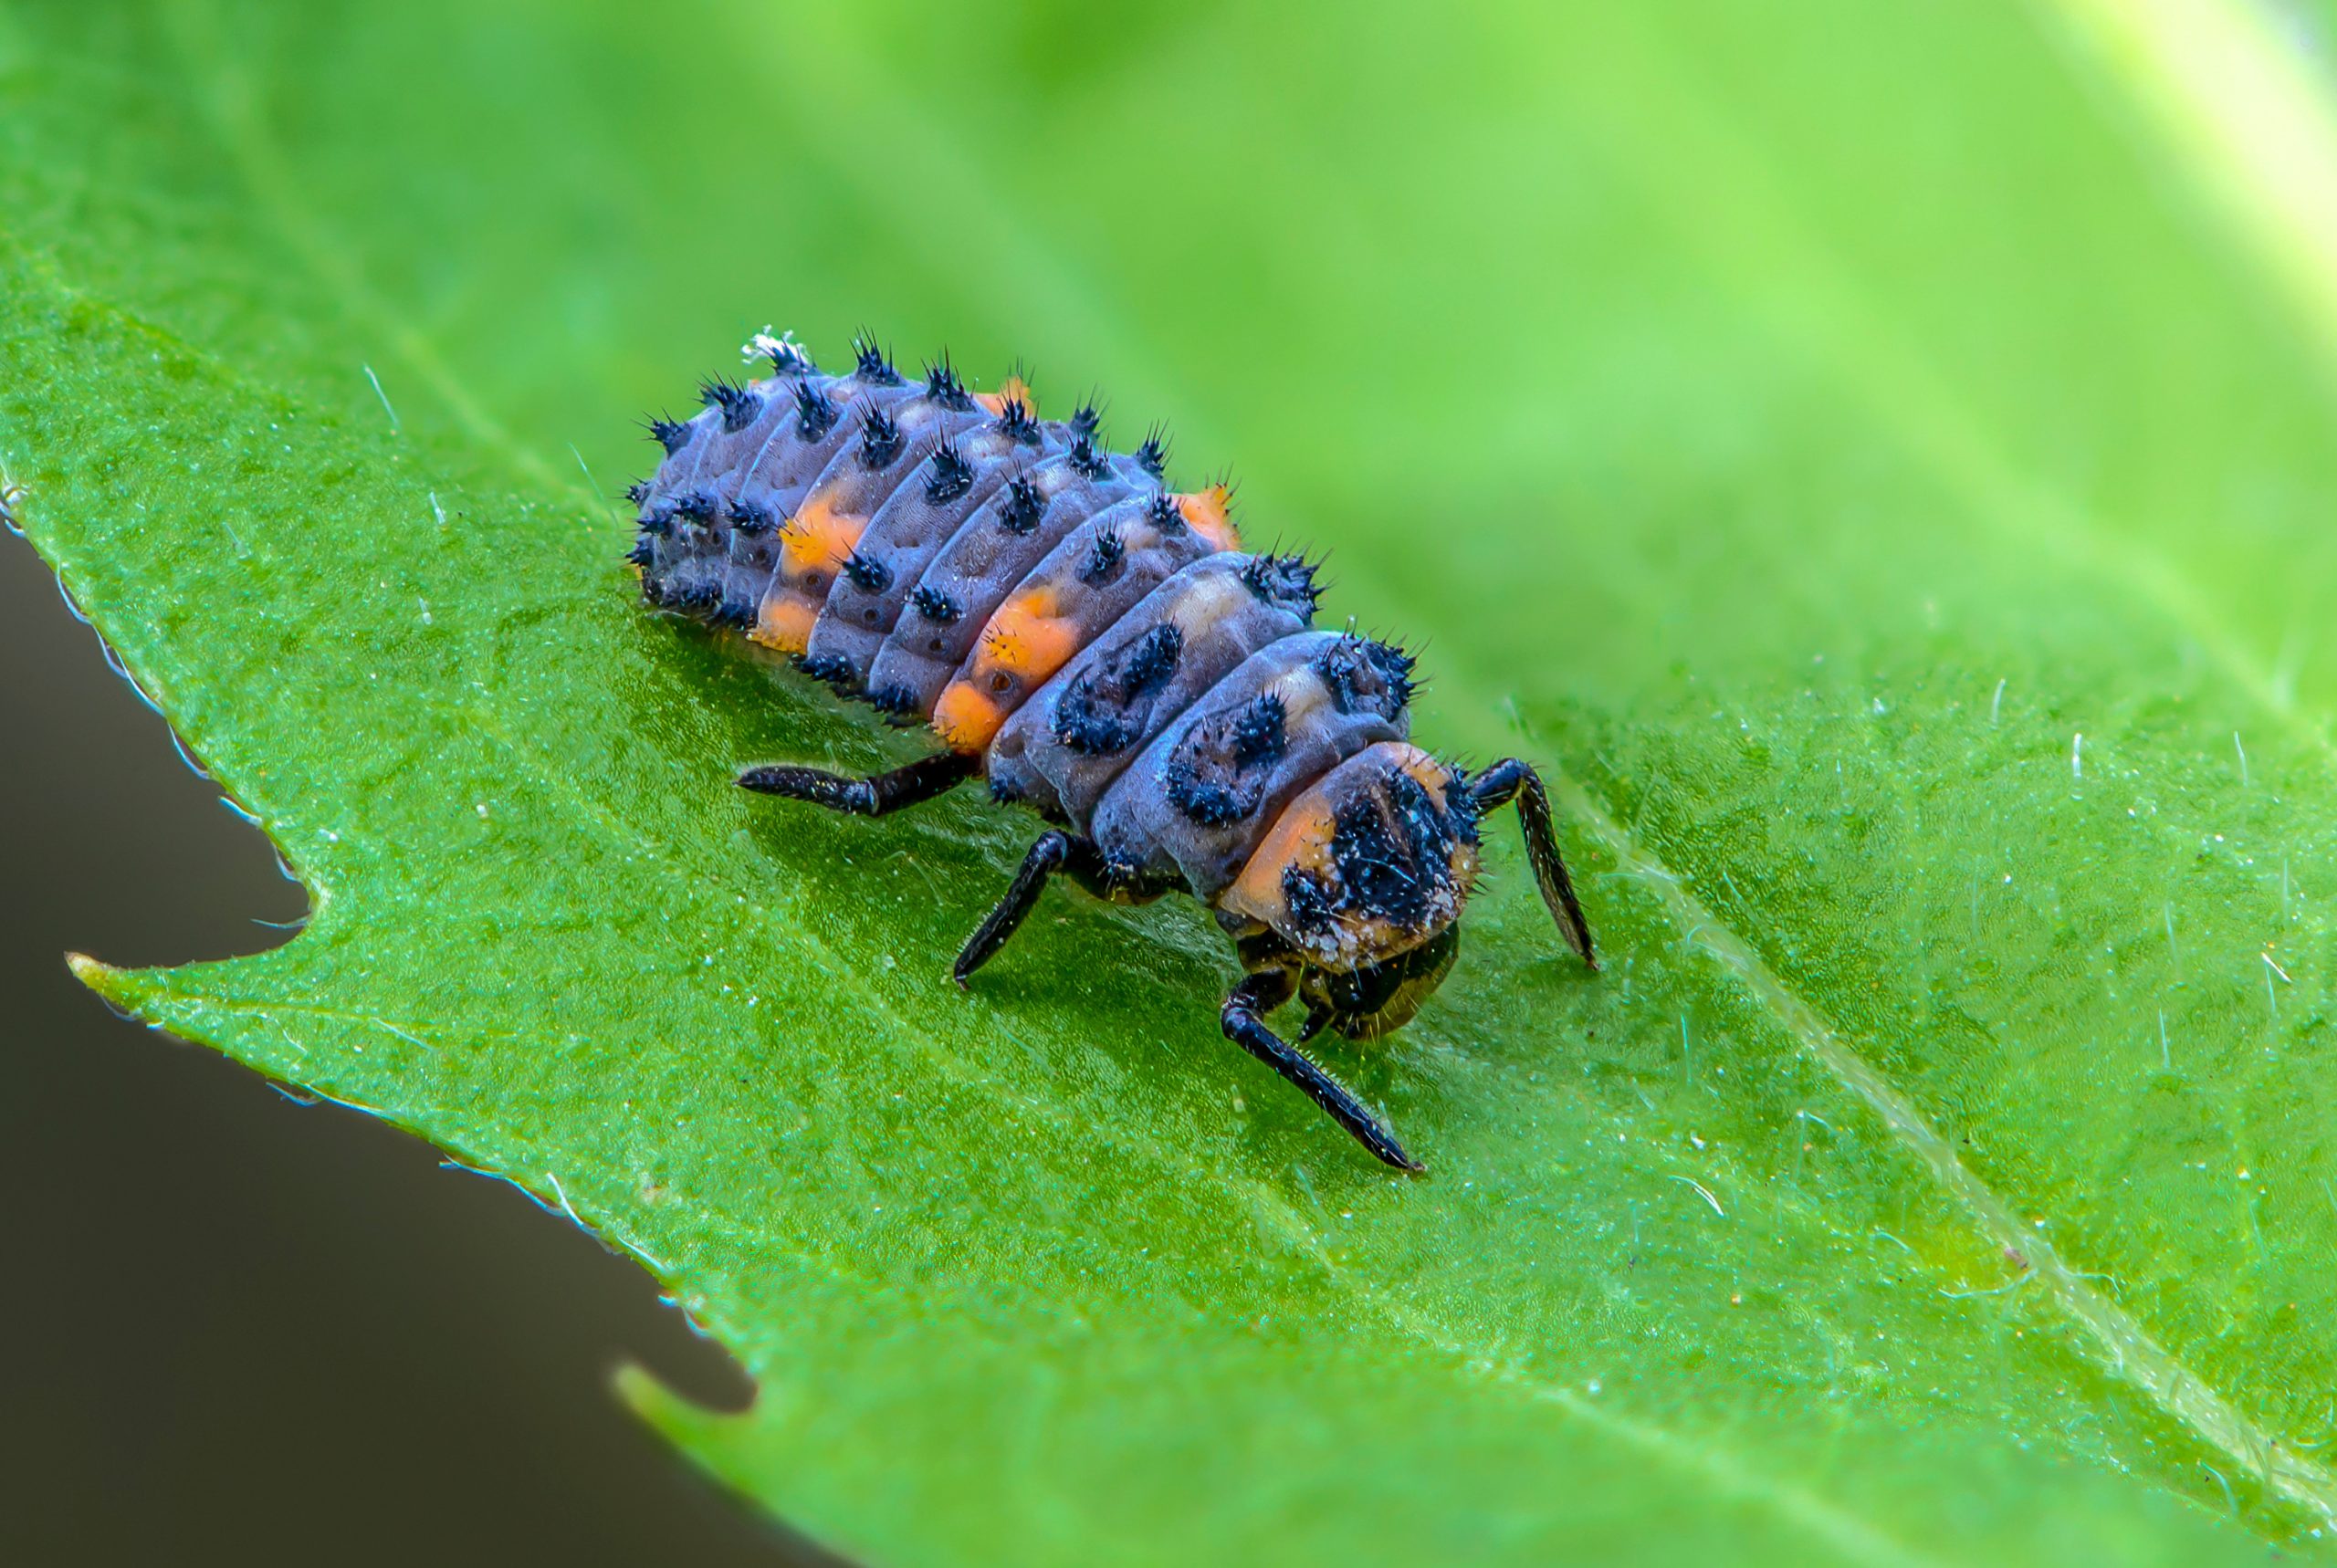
[629,329,1597,1171]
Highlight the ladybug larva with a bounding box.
[629,329,1598,1170]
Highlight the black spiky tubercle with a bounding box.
[794,380,840,441]
[1067,433,1114,481]
[1080,527,1127,583]
[701,375,760,434]
[999,475,1047,535]
[1239,552,1321,617]
[860,405,905,469]
[853,332,903,385]
[1314,634,1415,716]
[645,414,691,455]
[993,394,1043,446]
[908,584,963,623]
[1135,424,1171,479]
[925,437,975,505]
[925,352,973,411]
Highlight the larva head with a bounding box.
[1220,742,1482,1035]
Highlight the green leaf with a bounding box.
[7,0,2337,1560]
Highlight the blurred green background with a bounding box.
[12,0,2337,1562]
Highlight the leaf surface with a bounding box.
[6,1,2337,1561]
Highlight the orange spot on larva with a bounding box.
[931,682,1006,751]
[750,595,819,653]
[1176,485,1239,552]
[976,587,1081,681]
[930,586,1085,748]
[1221,796,1338,928]
[781,487,865,579]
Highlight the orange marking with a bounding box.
[976,587,1082,681]
[1393,747,1457,803]
[751,594,819,653]
[1176,485,1240,552]
[930,586,1084,748]
[1221,796,1337,929]
[974,376,1036,419]
[781,486,865,579]
[931,682,1006,751]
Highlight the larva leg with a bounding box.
[952,831,1160,985]
[1466,758,1598,970]
[1221,967,1421,1173]
[736,749,975,816]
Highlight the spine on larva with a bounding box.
[631,334,1426,902]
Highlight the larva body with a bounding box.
[631,332,1597,1170]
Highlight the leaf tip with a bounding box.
[65,949,116,988]
[65,950,161,1016]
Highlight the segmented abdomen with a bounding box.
[632,334,1420,897]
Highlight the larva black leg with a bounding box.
[1467,758,1598,969]
[737,748,976,817]
[1223,967,1422,1173]
[953,831,1156,985]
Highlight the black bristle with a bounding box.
[925,351,972,410]
[1281,860,1335,935]
[639,507,675,538]
[908,584,962,623]
[1380,641,1418,709]
[766,336,817,377]
[925,438,974,505]
[700,376,760,434]
[1121,621,1184,691]
[1080,526,1126,583]
[1052,622,1182,757]
[625,479,653,506]
[1135,423,1171,479]
[626,536,655,567]
[1144,490,1185,531]
[673,489,719,524]
[842,551,892,592]
[796,652,859,689]
[1068,434,1112,480]
[795,380,839,441]
[1230,692,1289,767]
[860,406,904,469]
[993,394,1041,444]
[1163,691,1288,826]
[999,475,1046,534]
[1239,552,1322,617]
[645,415,691,455]
[852,331,902,384]
[1315,635,1415,716]
[866,683,920,716]
[728,497,778,535]
[1070,400,1105,439]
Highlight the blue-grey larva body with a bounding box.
[630,330,1598,1170]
